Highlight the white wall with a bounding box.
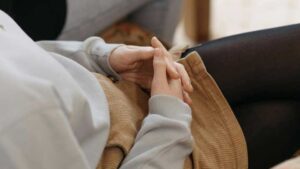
[210,0,300,38]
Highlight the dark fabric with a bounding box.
[183,24,300,169]
[0,0,66,40]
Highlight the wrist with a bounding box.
[108,45,122,73]
[82,37,123,79]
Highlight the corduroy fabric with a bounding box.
[95,51,248,169]
[93,73,149,169]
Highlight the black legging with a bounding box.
[183,24,300,169]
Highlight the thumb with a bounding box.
[130,46,155,62]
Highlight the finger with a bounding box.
[183,91,193,105]
[129,46,155,62]
[120,73,153,89]
[166,58,180,79]
[175,63,193,92]
[168,78,184,100]
[151,37,176,62]
[151,49,169,96]
[151,37,172,62]
[152,48,168,85]
[151,37,179,78]
[151,37,168,53]
[168,78,182,89]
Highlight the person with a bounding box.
[182,24,300,168]
[0,0,182,44]
[0,10,193,169]
[1,9,300,169]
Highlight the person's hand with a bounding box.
[151,37,193,93]
[109,41,179,89]
[151,48,192,105]
[109,37,193,93]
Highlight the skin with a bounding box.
[272,157,300,169]
[109,37,192,104]
[151,48,185,101]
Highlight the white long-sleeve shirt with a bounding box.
[0,10,193,169]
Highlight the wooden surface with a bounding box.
[183,0,210,42]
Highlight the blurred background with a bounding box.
[175,0,300,46]
[1,0,300,47]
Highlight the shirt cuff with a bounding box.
[149,95,192,125]
[82,37,123,80]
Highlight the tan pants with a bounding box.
[95,52,248,169]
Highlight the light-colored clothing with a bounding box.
[128,0,182,44]
[0,10,192,169]
[59,0,182,44]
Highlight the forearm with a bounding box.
[120,95,193,169]
[36,37,122,78]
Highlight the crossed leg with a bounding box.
[182,24,300,169]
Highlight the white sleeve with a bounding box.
[36,37,123,79]
[0,104,93,169]
[0,78,91,169]
[120,95,193,169]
